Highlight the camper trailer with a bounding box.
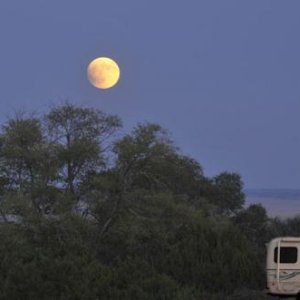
[266,237,300,298]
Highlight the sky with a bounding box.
[0,0,300,189]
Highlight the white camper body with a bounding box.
[266,237,300,297]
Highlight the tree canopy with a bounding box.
[0,104,286,299]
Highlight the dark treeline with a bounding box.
[0,104,299,299]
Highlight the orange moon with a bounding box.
[87,57,120,89]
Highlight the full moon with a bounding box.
[87,57,120,89]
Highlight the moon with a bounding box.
[87,57,120,89]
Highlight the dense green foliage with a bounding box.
[0,104,295,299]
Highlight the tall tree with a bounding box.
[0,116,43,189]
[234,203,269,245]
[113,122,203,194]
[45,104,121,196]
[211,172,245,214]
[0,115,61,215]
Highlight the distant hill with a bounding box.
[245,189,300,218]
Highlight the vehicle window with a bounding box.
[274,247,298,263]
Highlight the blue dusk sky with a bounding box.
[0,0,300,189]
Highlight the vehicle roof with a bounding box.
[268,237,300,244]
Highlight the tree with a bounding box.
[233,204,271,288]
[0,116,44,190]
[0,104,270,298]
[113,122,204,196]
[113,123,175,191]
[210,172,245,214]
[234,204,269,245]
[0,217,112,300]
[45,104,121,196]
[0,115,61,215]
